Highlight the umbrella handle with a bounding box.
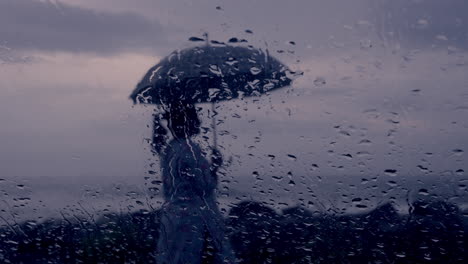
[211,102,217,149]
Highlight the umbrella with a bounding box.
[130,42,298,146]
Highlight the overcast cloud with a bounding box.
[0,0,166,54]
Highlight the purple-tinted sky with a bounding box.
[1,0,467,219]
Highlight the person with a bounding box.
[151,101,236,264]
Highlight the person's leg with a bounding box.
[156,209,205,264]
[214,235,237,264]
[177,221,204,264]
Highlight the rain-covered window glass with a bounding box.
[1,0,466,263]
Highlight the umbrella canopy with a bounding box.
[130,45,296,106]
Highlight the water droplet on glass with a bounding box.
[384,169,397,177]
[272,175,283,182]
[314,77,326,86]
[359,139,372,145]
[210,40,225,46]
[387,180,398,187]
[287,154,297,161]
[453,149,464,156]
[225,57,238,66]
[418,188,429,196]
[360,39,372,50]
[209,64,223,76]
[250,66,262,75]
[189,36,205,42]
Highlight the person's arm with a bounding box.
[151,113,168,155]
[177,147,221,194]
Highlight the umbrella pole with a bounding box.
[211,102,217,149]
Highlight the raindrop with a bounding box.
[228,37,239,43]
[245,29,253,34]
[208,88,221,101]
[288,180,296,186]
[452,149,464,156]
[287,154,297,161]
[339,130,351,137]
[417,165,429,172]
[250,66,262,75]
[360,39,372,50]
[384,169,397,176]
[215,6,222,10]
[209,64,223,76]
[359,139,372,145]
[288,41,296,45]
[225,57,238,66]
[387,119,400,124]
[17,184,25,189]
[272,175,283,182]
[189,36,205,42]
[387,180,398,187]
[418,188,429,196]
[252,171,259,178]
[313,77,326,86]
[210,40,225,45]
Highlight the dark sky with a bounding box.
[0,0,467,218]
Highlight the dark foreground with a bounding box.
[1,199,466,264]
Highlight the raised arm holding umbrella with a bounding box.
[130,37,298,264]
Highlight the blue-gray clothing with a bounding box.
[156,139,235,264]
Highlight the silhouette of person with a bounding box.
[152,101,236,264]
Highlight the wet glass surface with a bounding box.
[0,0,467,263]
